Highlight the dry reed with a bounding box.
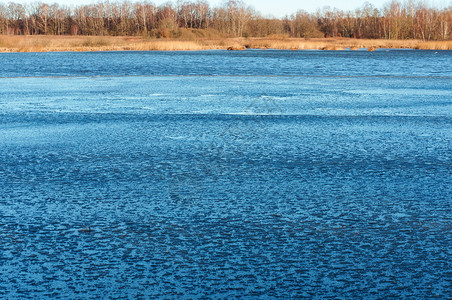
[415,41,452,50]
[1,35,451,52]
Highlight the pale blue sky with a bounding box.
[6,0,450,18]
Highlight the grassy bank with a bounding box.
[1,35,451,52]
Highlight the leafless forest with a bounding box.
[0,0,451,41]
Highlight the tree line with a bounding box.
[0,0,450,40]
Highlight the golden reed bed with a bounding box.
[0,35,451,52]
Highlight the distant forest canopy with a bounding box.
[0,0,451,40]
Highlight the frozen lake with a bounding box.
[1,49,451,298]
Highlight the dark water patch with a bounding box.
[1,49,451,77]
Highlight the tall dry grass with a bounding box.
[0,35,116,52]
[0,35,221,52]
[244,38,431,50]
[129,40,216,51]
[1,35,451,52]
[415,41,452,50]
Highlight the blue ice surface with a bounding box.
[0,49,451,298]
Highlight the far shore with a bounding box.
[1,35,451,53]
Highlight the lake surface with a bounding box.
[1,49,451,298]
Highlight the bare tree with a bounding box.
[0,0,450,40]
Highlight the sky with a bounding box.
[5,0,450,18]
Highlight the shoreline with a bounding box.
[1,36,451,53]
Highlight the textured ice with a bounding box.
[0,50,451,298]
